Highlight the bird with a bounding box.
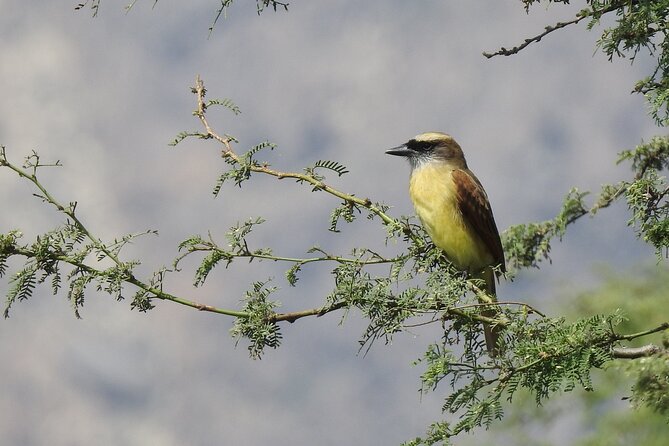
[386,132,506,354]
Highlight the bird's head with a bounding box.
[386,132,467,169]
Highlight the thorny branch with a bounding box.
[483,3,621,59]
[191,75,400,229]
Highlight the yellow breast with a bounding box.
[409,164,492,272]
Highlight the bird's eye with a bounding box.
[406,140,433,153]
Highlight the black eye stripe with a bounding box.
[406,139,433,152]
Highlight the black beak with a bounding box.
[385,145,414,157]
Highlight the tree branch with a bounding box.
[174,234,406,269]
[7,245,250,318]
[191,75,402,230]
[615,322,669,342]
[612,344,665,359]
[270,301,348,323]
[483,4,621,59]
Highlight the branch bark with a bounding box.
[483,3,622,59]
[612,344,665,359]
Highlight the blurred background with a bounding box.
[0,1,662,445]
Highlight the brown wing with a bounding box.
[452,168,506,274]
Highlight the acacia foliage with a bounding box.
[2,2,669,445]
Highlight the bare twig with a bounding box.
[483,4,621,59]
[270,301,348,323]
[615,322,669,341]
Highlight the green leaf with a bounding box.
[313,159,349,177]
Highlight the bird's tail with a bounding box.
[476,267,501,356]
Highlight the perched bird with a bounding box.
[386,132,505,354]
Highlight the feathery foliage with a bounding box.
[4,2,669,445]
[619,136,669,257]
[3,69,669,446]
[230,279,282,359]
